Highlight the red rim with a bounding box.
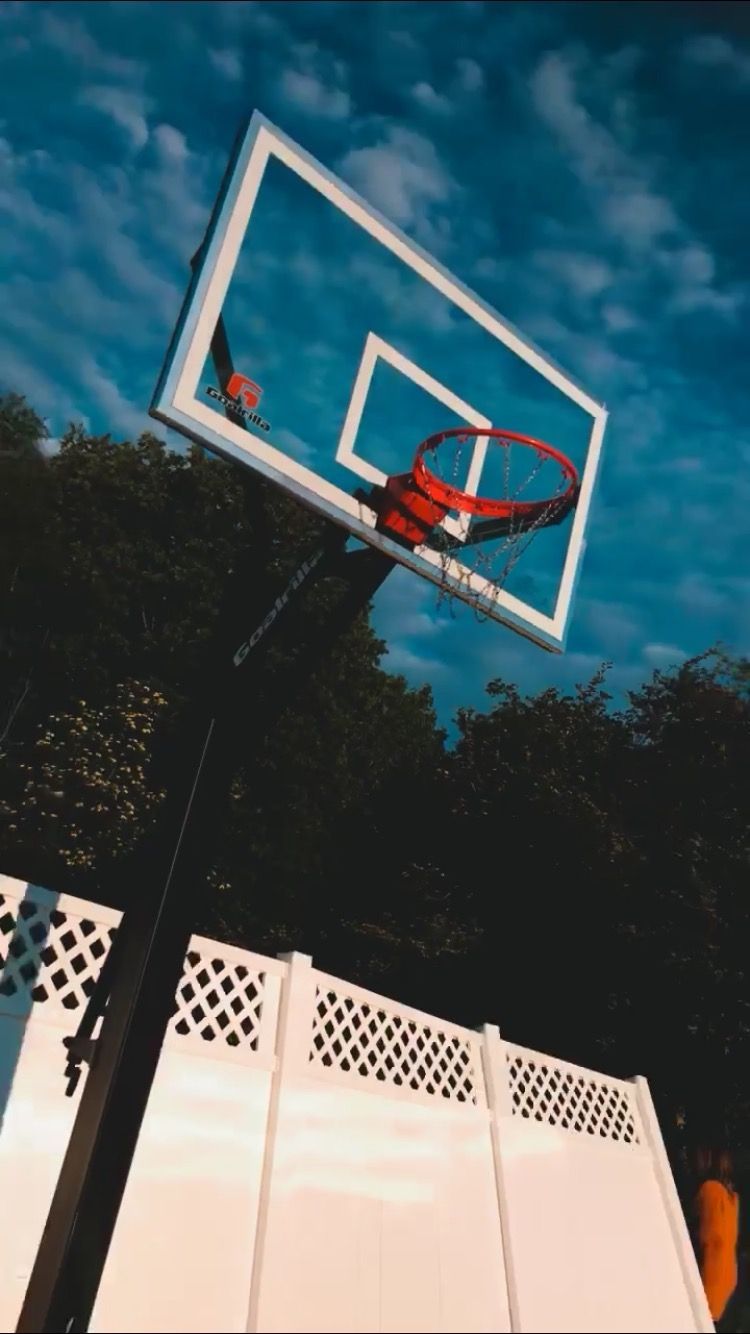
[413,427,579,522]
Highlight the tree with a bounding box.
[397,653,750,1190]
[428,667,636,1048]
[1,680,168,875]
[0,409,444,932]
[0,392,49,459]
[620,652,750,1151]
[0,394,58,757]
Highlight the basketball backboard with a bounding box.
[151,112,607,651]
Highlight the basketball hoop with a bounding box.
[370,427,580,612]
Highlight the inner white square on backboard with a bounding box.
[335,332,492,543]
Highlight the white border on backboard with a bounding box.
[152,113,609,652]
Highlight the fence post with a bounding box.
[481,1024,521,1333]
[632,1075,714,1334]
[245,951,316,1333]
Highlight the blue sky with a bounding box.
[1,0,749,725]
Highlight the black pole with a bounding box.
[16,533,393,1333]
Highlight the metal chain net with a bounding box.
[420,432,569,620]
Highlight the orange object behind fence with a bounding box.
[695,1164,740,1321]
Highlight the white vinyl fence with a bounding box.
[0,875,712,1334]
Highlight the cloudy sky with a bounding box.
[1,0,748,725]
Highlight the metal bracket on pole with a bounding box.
[62,929,124,1098]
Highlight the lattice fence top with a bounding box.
[0,890,113,1012]
[2,881,648,1134]
[506,1047,641,1146]
[172,950,264,1049]
[310,983,480,1105]
[0,889,265,1052]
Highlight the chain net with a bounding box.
[420,430,573,618]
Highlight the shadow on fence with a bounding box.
[0,881,62,1136]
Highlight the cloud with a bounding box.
[642,642,687,669]
[286,250,326,288]
[675,573,728,617]
[5,31,29,52]
[140,124,219,255]
[530,49,624,184]
[389,30,419,52]
[0,272,152,439]
[214,0,282,38]
[528,46,741,321]
[77,358,148,440]
[669,456,702,476]
[670,245,715,286]
[272,426,314,464]
[530,50,678,252]
[386,644,450,677]
[345,252,456,332]
[410,56,483,116]
[279,43,352,120]
[656,245,742,319]
[602,304,639,332]
[581,600,642,655]
[152,123,189,165]
[681,34,750,84]
[455,57,484,93]
[0,339,88,436]
[208,47,243,82]
[338,125,457,229]
[0,141,73,254]
[0,124,204,437]
[79,86,151,150]
[531,249,614,298]
[521,311,642,397]
[473,256,509,284]
[280,67,350,119]
[375,568,451,647]
[36,8,143,82]
[411,81,451,115]
[603,189,677,246]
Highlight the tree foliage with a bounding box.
[0,680,168,872]
[0,392,748,1215]
[434,655,750,1156]
[0,394,57,744]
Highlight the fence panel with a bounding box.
[0,877,284,1334]
[483,1031,713,1334]
[0,876,712,1333]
